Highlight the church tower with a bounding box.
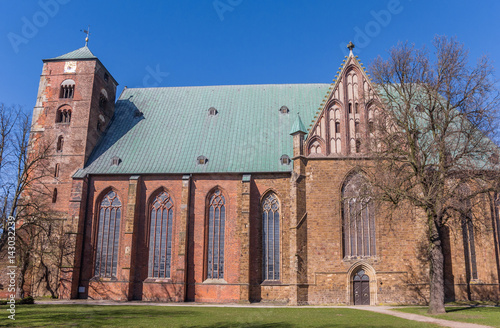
[28,45,118,297]
[31,45,118,214]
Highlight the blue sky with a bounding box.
[1,0,500,110]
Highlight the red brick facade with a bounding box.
[24,48,500,305]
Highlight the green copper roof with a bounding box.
[45,46,97,61]
[76,84,328,177]
[289,113,307,135]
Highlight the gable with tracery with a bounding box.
[306,54,379,156]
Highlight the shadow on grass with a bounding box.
[188,324,380,328]
[2,305,199,327]
[187,323,294,328]
[444,306,479,313]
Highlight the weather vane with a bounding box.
[81,26,90,46]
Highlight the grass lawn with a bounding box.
[394,306,500,328]
[0,304,441,328]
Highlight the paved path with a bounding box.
[350,305,493,328]
[36,300,494,328]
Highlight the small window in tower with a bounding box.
[197,155,208,165]
[99,93,108,111]
[335,121,340,134]
[208,107,218,116]
[349,103,352,114]
[54,163,60,178]
[60,79,75,99]
[355,122,359,134]
[56,106,72,124]
[279,106,289,114]
[52,188,58,203]
[368,121,374,134]
[56,135,64,152]
[280,154,291,165]
[104,72,109,83]
[111,156,121,166]
[356,139,361,153]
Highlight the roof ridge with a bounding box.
[122,83,329,91]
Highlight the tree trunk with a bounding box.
[428,217,446,314]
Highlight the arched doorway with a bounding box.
[352,269,370,305]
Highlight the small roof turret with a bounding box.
[290,112,307,135]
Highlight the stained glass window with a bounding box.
[342,173,375,257]
[207,190,225,279]
[148,191,174,278]
[262,193,280,281]
[95,190,121,278]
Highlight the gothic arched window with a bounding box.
[459,184,478,281]
[206,189,225,279]
[148,191,174,279]
[94,190,121,278]
[262,193,280,281]
[342,173,375,257]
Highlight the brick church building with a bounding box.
[26,43,500,305]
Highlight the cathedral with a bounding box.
[24,42,500,305]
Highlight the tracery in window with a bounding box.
[262,193,280,281]
[148,191,174,279]
[207,189,225,279]
[94,190,121,278]
[342,173,375,257]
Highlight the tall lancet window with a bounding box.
[342,173,376,257]
[459,185,478,281]
[262,193,280,281]
[95,190,121,278]
[207,190,225,279]
[148,191,174,279]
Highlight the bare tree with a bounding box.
[0,103,61,297]
[368,36,500,314]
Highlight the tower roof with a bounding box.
[44,46,97,61]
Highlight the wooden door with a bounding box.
[353,269,370,305]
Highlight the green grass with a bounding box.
[0,304,441,328]
[394,306,500,327]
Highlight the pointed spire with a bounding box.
[290,112,307,135]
